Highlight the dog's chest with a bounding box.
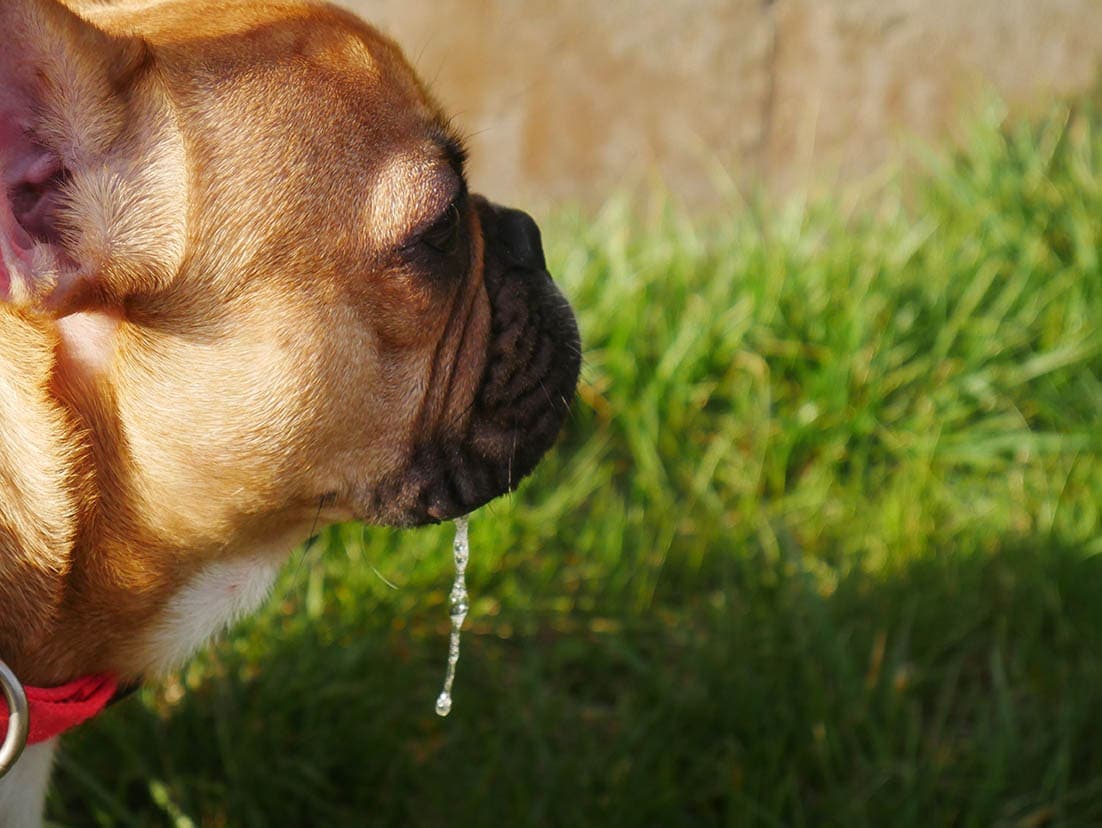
[143,555,283,674]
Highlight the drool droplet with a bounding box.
[435,516,469,717]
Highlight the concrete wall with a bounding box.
[335,0,1102,210]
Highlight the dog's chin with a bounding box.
[361,252,581,527]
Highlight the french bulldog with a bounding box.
[0,0,581,823]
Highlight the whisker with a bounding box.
[355,523,400,590]
[507,430,517,491]
[292,494,327,581]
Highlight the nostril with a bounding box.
[493,205,546,271]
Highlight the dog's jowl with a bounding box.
[0,1,580,823]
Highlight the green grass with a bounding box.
[49,99,1102,826]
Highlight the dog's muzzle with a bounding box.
[367,198,582,525]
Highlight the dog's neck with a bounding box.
[0,310,79,684]
[1,311,315,686]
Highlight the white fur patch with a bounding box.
[142,554,282,675]
[55,310,119,375]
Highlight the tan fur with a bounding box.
[0,312,79,662]
[0,6,582,822]
[0,0,501,685]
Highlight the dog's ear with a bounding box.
[0,0,185,315]
[0,311,80,660]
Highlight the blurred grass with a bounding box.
[49,98,1102,826]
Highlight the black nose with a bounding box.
[491,204,547,271]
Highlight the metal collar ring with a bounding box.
[0,659,29,779]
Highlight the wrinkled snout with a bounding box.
[367,197,581,525]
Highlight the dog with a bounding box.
[0,0,581,823]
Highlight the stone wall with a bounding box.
[335,0,1102,210]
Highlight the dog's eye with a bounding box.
[399,197,469,278]
[418,202,462,254]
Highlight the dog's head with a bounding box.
[0,0,579,680]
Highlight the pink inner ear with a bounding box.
[0,73,66,305]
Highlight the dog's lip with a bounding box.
[377,350,580,529]
[427,503,469,522]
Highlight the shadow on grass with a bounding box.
[49,533,1102,828]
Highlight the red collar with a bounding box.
[1,674,118,744]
